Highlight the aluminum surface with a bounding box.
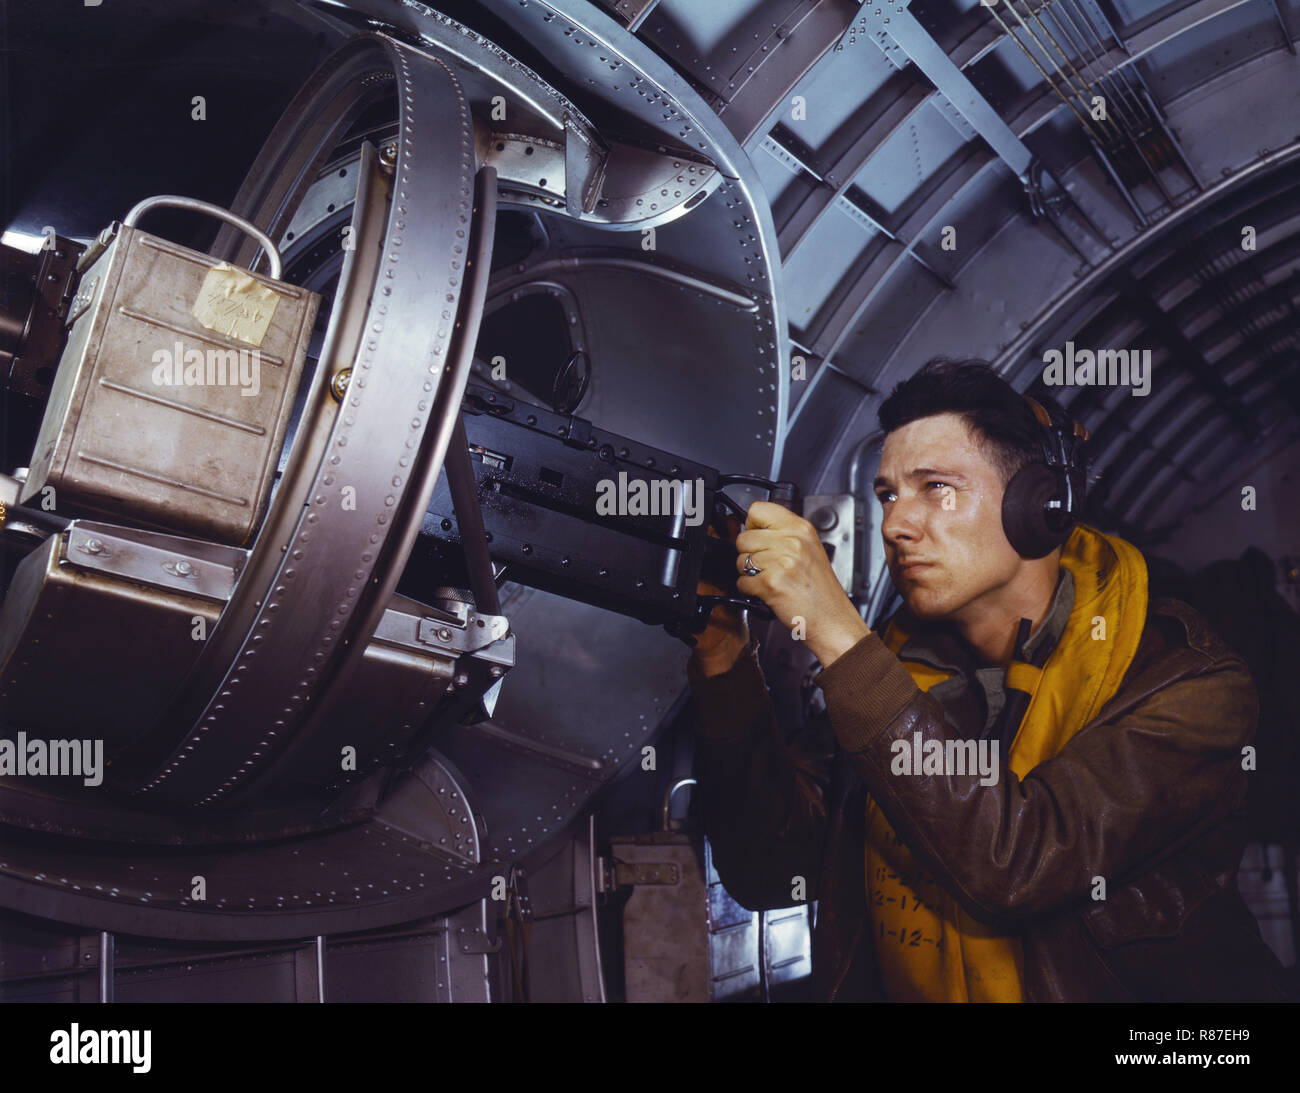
[132,35,483,806]
[19,218,317,546]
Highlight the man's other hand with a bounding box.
[691,515,750,678]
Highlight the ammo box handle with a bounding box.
[122,195,284,281]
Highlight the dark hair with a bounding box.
[876,358,1049,486]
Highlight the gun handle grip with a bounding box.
[767,481,800,512]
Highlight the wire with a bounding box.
[1051,0,1174,199]
[1019,0,1144,141]
[992,0,1174,203]
[1059,0,1149,116]
[986,2,1099,135]
[1010,0,1111,132]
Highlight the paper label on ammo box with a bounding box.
[191,261,279,346]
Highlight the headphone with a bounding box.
[1000,394,1091,559]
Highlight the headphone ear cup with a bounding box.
[1002,462,1071,559]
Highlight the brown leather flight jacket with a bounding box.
[687,597,1291,1002]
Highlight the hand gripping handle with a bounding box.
[690,474,803,630]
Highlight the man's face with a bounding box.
[873,412,1023,623]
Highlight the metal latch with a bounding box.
[457,922,503,955]
[613,861,681,886]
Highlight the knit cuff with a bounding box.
[817,631,919,752]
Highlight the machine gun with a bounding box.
[409,381,802,645]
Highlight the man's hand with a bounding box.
[691,578,750,677]
[689,514,750,677]
[735,500,871,668]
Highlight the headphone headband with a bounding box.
[1023,393,1090,444]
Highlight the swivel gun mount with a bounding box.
[0,234,856,651]
[414,383,856,642]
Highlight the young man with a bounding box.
[688,359,1288,1002]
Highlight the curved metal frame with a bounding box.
[763,0,1290,391]
[0,33,515,939]
[1001,141,1300,368]
[466,0,791,475]
[120,34,487,807]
